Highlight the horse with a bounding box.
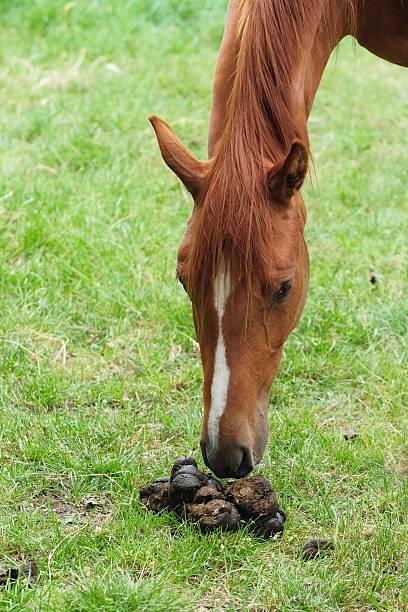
[150,0,408,478]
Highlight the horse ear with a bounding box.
[149,115,208,199]
[267,140,308,205]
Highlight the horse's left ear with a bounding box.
[149,115,209,199]
[267,140,308,205]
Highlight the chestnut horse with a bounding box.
[150,0,408,478]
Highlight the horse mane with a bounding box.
[187,0,356,303]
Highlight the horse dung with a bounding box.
[140,457,286,537]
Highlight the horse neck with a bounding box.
[218,1,352,164]
[288,2,351,143]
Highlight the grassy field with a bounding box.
[0,1,407,610]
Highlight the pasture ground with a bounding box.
[0,1,407,610]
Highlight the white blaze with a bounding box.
[208,266,231,451]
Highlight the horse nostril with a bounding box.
[200,440,210,469]
[236,446,254,478]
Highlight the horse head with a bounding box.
[151,115,309,478]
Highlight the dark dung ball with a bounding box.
[187,499,241,531]
[140,479,170,513]
[168,467,208,507]
[302,539,334,560]
[225,475,280,518]
[206,475,224,493]
[171,456,198,479]
[194,485,226,505]
[250,511,285,538]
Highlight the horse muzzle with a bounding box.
[200,439,254,479]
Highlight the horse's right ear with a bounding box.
[149,115,209,199]
[267,140,308,205]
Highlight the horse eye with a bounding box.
[274,280,292,302]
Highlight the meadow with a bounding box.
[0,1,407,610]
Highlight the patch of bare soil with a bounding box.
[31,491,113,531]
[0,559,38,587]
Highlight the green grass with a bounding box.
[0,1,407,610]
